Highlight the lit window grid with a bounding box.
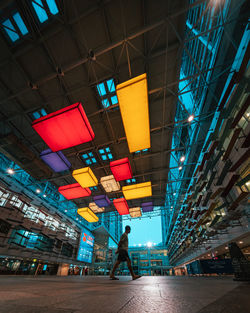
[81,151,97,165]
[134,149,149,154]
[2,12,29,42]
[96,79,118,109]
[32,0,59,24]
[98,147,113,161]
[31,108,47,120]
[126,178,136,184]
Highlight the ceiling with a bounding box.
[0,0,191,212]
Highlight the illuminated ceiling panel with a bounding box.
[122,182,152,200]
[40,149,71,172]
[100,175,120,192]
[77,207,99,222]
[129,207,142,218]
[89,202,105,213]
[73,167,98,188]
[93,195,110,207]
[116,73,150,152]
[58,183,91,200]
[32,103,95,152]
[113,198,129,215]
[110,157,133,181]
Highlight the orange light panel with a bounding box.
[122,182,152,200]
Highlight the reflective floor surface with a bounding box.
[0,276,249,313]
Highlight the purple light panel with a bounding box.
[93,195,111,207]
[40,149,71,172]
[141,202,153,212]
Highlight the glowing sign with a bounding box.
[77,228,95,263]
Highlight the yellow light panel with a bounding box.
[77,207,99,223]
[89,202,105,213]
[122,181,152,200]
[100,175,120,192]
[129,207,142,218]
[116,73,150,153]
[73,167,98,188]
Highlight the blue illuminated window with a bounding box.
[32,0,59,23]
[90,186,98,191]
[2,12,29,42]
[134,149,149,154]
[98,147,113,161]
[96,78,117,109]
[31,108,47,120]
[81,152,97,165]
[126,178,136,184]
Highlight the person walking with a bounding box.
[110,225,141,280]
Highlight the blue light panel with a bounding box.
[2,19,19,42]
[32,0,48,23]
[13,13,28,35]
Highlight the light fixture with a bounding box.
[171,206,173,209]
[89,202,105,213]
[32,102,95,152]
[141,202,153,212]
[147,242,152,248]
[173,193,176,196]
[113,198,129,215]
[180,156,185,162]
[36,189,41,194]
[129,207,142,218]
[100,175,120,192]
[40,149,71,172]
[188,114,194,122]
[122,181,152,200]
[58,183,91,200]
[93,195,110,207]
[116,73,150,152]
[7,168,15,175]
[77,207,99,223]
[73,167,98,188]
[179,166,182,170]
[110,157,133,181]
[239,241,243,244]
[43,194,47,198]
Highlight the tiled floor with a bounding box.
[0,276,249,313]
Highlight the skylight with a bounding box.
[126,178,136,184]
[2,12,28,42]
[32,0,59,23]
[96,78,118,109]
[134,149,149,154]
[98,147,113,161]
[31,108,47,120]
[90,186,98,191]
[81,152,97,165]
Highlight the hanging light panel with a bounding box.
[32,103,95,152]
[40,149,71,172]
[58,183,91,200]
[77,207,99,222]
[122,181,152,200]
[116,73,150,153]
[110,157,132,181]
[141,202,153,212]
[73,167,98,188]
[89,202,105,213]
[113,198,129,215]
[100,175,120,192]
[93,195,111,207]
[129,207,142,218]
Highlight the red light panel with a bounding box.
[58,183,91,200]
[110,157,132,181]
[113,198,129,215]
[32,103,95,152]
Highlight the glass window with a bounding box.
[2,19,19,42]
[96,78,117,109]
[32,0,59,23]
[12,13,28,35]
[81,151,97,165]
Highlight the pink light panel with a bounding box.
[110,157,132,181]
[32,103,95,152]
